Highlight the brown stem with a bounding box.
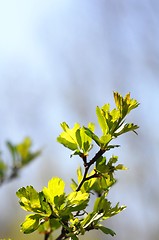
[85,173,99,181]
[55,233,65,240]
[55,226,67,240]
[88,149,105,167]
[76,149,105,192]
[44,232,51,240]
[76,165,89,192]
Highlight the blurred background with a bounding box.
[0,0,159,239]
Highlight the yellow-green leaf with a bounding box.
[43,177,65,205]
[96,106,107,135]
[57,122,80,151]
[16,137,31,159]
[21,214,41,234]
[98,225,116,236]
[16,186,41,212]
[115,164,127,170]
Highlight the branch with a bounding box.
[44,232,51,240]
[76,165,89,192]
[76,149,105,192]
[88,149,105,167]
[55,226,68,240]
[55,233,65,240]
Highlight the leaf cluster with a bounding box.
[0,137,40,185]
[16,92,139,240]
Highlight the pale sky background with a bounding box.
[0,1,159,240]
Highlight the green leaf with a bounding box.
[21,214,41,234]
[13,137,41,167]
[0,160,7,179]
[113,92,123,110]
[96,106,108,135]
[43,177,65,206]
[113,92,139,117]
[72,235,79,240]
[16,186,41,212]
[58,122,95,155]
[84,127,101,146]
[93,197,101,212]
[108,155,118,164]
[38,218,61,233]
[6,141,16,163]
[102,202,126,220]
[83,176,96,192]
[38,192,52,216]
[70,178,78,191]
[75,129,82,149]
[114,123,139,136]
[57,122,80,151]
[98,225,116,236]
[96,156,107,172]
[77,167,83,184]
[109,108,120,122]
[106,144,120,150]
[50,218,61,230]
[93,195,126,221]
[60,122,69,131]
[115,164,127,170]
[94,196,110,214]
[76,126,93,155]
[16,137,32,159]
[79,127,90,153]
[82,211,103,228]
[67,233,79,240]
[23,151,41,166]
[97,176,116,191]
[66,191,89,211]
[100,134,112,149]
[81,212,96,228]
[57,136,78,151]
[67,191,89,204]
[87,122,95,132]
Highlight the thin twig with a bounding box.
[76,165,89,192]
[55,233,65,240]
[76,149,105,192]
[44,232,51,240]
[55,226,67,240]
[88,149,105,167]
